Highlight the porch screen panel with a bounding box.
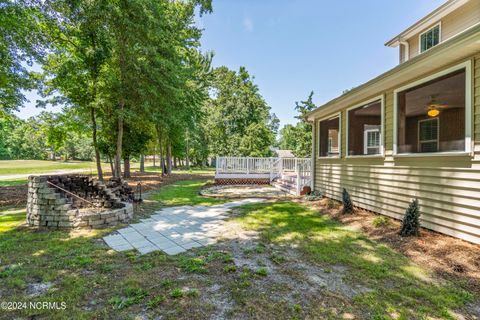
[396,69,465,154]
[347,100,382,156]
[318,117,340,157]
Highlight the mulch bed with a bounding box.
[306,198,480,296]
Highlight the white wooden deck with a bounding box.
[215,156,312,195]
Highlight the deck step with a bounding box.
[271,179,297,195]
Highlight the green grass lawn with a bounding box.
[0,160,213,178]
[0,178,28,186]
[149,179,226,206]
[0,179,475,319]
[0,160,101,176]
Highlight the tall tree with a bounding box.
[204,66,277,157]
[0,0,46,114]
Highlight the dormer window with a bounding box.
[419,24,440,53]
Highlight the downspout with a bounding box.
[400,40,410,62]
[310,119,315,190]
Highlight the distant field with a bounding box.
[0,160,104,176]
[0,160,214,185]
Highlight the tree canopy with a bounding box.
[1,0,284,177]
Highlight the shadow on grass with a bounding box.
[234,202,474,319]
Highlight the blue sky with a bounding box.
[16,0,445,128]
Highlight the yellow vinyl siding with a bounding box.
[407,0,480,60]
[313,53,480,244]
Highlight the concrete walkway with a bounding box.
[103,198,265,255]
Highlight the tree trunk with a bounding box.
[166,142,172,174]
[158,135,165,176]
[108,156,114,175]
[186,133,190,169]
[140,154,145,173]
[114,114,123,178]
[91,107,103,180]
[123,156,130,178]
[153,146,156,167]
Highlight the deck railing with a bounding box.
[215,156,312,195]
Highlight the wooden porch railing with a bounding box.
[215,156,312,195]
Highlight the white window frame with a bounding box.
[317,112,341,159]
[346,95,385,158]
[393,60,472,157]
[364,128,381,155]
[418,22,441,54]
[418,118,439,153]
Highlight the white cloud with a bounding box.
[243,16,254,32]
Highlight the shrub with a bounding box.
[372,216,389,228]
[341,188,354,214]
[400,199,421,237]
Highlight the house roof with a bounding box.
[385,0,470,47]
[306,23,480,121]
[275,150,295,158]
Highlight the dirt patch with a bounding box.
[26,281,53,297]
[0,185,27,206]
[306,198,480,296]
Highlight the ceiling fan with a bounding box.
[426,95,447,117]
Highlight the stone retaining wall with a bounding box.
[27,175,133,229]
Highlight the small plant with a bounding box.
[255,267,268,277]
[341,188,354,214]
[177,257,207,273]
[400,199,421,237]
[269,253,287,265]
[372,216,389,228]
[170,288,184,299]
[326,198,338,209]
[255,243,266,254]
[160,279,174,288]
[147,295,165,308]
[224,265,237,273]
[304,190,323,201]
[186,288,200,298]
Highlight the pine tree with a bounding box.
[400,199,421,236]
[342,188,354,214]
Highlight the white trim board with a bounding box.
[345,95,385,158]
[317,112,342,159]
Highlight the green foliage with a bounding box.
[400,199,421,237]
[372,216,389,228]
[277,91,316,157]
[224,265,237,273]
[203,66,277,157]
[255,267,268,277]
[341,188,354,214]
[170,288,184,299]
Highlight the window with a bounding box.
[420,24,440,52]
[318,116,340,157]
[347,99,382,156]
[418,119,439,152]
[364,128,381,155]
[396,68,466,154]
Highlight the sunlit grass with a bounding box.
[234,202,473,319]
[149,179,227,206]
